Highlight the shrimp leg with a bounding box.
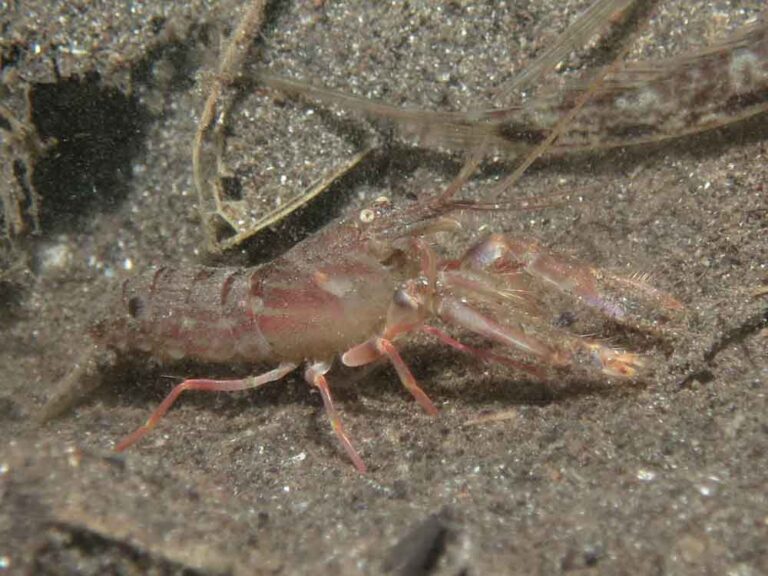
[115,361,298,452]
[342,336,438,417]
[434,233,678,377]
[420,325,545,379]
[342,273,440,416]
[304,361,367,473]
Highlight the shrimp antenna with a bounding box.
[489,42,634,199]
[435,145,487,204]
[436,5,649,210]
[444,193,569,213]
[432,52,624,214]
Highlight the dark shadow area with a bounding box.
[382,509,452,576]
[702,308,768,364]
[0,277,24,327]
[32,523,208,576]
[29,73,150,232]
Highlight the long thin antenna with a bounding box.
[489,43,632,199]
[443,8,643,207]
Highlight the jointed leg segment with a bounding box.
[342,337,438,416]
[374,338,438,415]
[304,361,367,474]
[115,361,298,452]
[420,324,545,379]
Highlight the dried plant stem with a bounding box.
[446,0,647,203]
[192,0,267,248]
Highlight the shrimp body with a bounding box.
[98,253,398,366]
[94,192,681,473]
[94,199,432,367]
[38,0,712,473]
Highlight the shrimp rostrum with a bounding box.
[102,170,682,473]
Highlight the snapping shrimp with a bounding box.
[39,0,689,473]
[46,60,685,477]
[84,171,680,473]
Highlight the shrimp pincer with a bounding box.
[87,184,681,473]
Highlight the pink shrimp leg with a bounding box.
[420,324,545,379]
[304,361,367,473]
[342,336,438,416]
[375,338,438,415]
[115,361,298,452]
[342,275,440,415]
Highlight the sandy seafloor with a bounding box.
[0,1,766,574]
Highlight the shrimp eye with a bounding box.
[359,208,375,223]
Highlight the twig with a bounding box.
[192,0,268,249]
